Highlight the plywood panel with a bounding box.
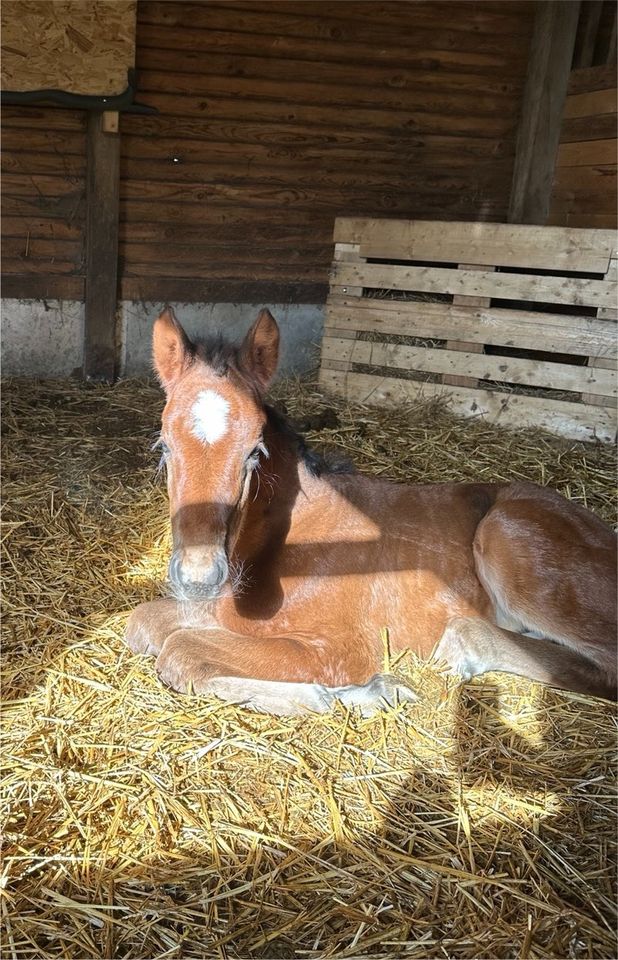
[1,1,136,96]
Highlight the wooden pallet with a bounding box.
[319,218,617,443]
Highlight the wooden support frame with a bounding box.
[320,218,617,444]
[83,110,120,381]
[509,0,581,224]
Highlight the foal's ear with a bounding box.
[152,306,193,391]
[240,308,280,391]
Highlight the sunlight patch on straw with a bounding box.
[2,375,616,959]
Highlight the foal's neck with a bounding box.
[234,407,323,563]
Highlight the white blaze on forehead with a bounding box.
[190,389,230,444]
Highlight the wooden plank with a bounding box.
[117,157,511,195]
[0,275,85,299]
[116,179,505,217]
[2,236,82,262]
[318,369,616,444]
[568,64,617,95]
[0,257,78,275]
[140,0,534,40]
[332,217,615,272]
[556,139,617,166]
[121,259,324,281]
[508,0,580,224]
[1,217,83,241]
[321,337,617,398]
[584,258,618,402]
[136,17,531,64]
[121,130,516,166]
[551,164,617,197]
[560,113,618,142]
[135,67,519,118]
[564,87,617,119]
[444,263,490,390]
[84,112,120,382]
[331,242,364,297]
[139,91,515,141]
[119,277,327,303]
[136,45,526,97]
[330,262,617,309]
[546,212,616,228]
[325,299,618,357]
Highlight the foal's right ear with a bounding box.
[152,306,193,391]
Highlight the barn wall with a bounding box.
[549,64,617,229]
[1,106,87,302]
[120,0,535,304]
[1,0,537,376]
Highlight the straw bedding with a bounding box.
[2,375,616,960]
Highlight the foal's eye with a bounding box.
[246,440,268,470]
[153,436,171,473]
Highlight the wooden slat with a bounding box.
[568,64,618,95]
[564,87,618,119]
[321,337,616,398]
[318,369,617,444]
[119,277,327,303]
[332,218,615,272]
[1,275,85,299]
[325,299,617,358]
[556,139,617,166]
[444,263,490,389]
[326,301,616,359]
[330,262,617,309]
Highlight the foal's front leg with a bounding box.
[156,629,418,716]
[124,598,214,656]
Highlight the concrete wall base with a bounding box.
[1,300,325,379]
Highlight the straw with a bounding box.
[1,375,616,959]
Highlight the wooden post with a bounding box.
[84,110,120,380]
[508,1,581,225]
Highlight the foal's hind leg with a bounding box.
[435,484,617,700]
[155,630,418,716]
[434,616,616,700]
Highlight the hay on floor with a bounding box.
[2,376,616,960]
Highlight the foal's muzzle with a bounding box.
[169,546,229,600]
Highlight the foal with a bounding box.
[125,307,617,713]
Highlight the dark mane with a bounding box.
[264,404,354,478]
[194,335,243,378]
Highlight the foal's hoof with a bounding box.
[124,600,179,657]
[335,673,419,716]
[432,617,484,680]
[155,630,213,694]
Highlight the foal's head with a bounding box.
[153,306,280,600]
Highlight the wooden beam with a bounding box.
[84,111,120,380]
[508,1,581,224]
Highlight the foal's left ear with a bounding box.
[240,308,280,391]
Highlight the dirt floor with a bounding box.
[2,376,616,959]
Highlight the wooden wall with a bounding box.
[2,0,536,304]
[549,64,617,229]
[1,107,87,299]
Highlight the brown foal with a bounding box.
[124,307,617,713]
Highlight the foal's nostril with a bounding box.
[169,549,229,598]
